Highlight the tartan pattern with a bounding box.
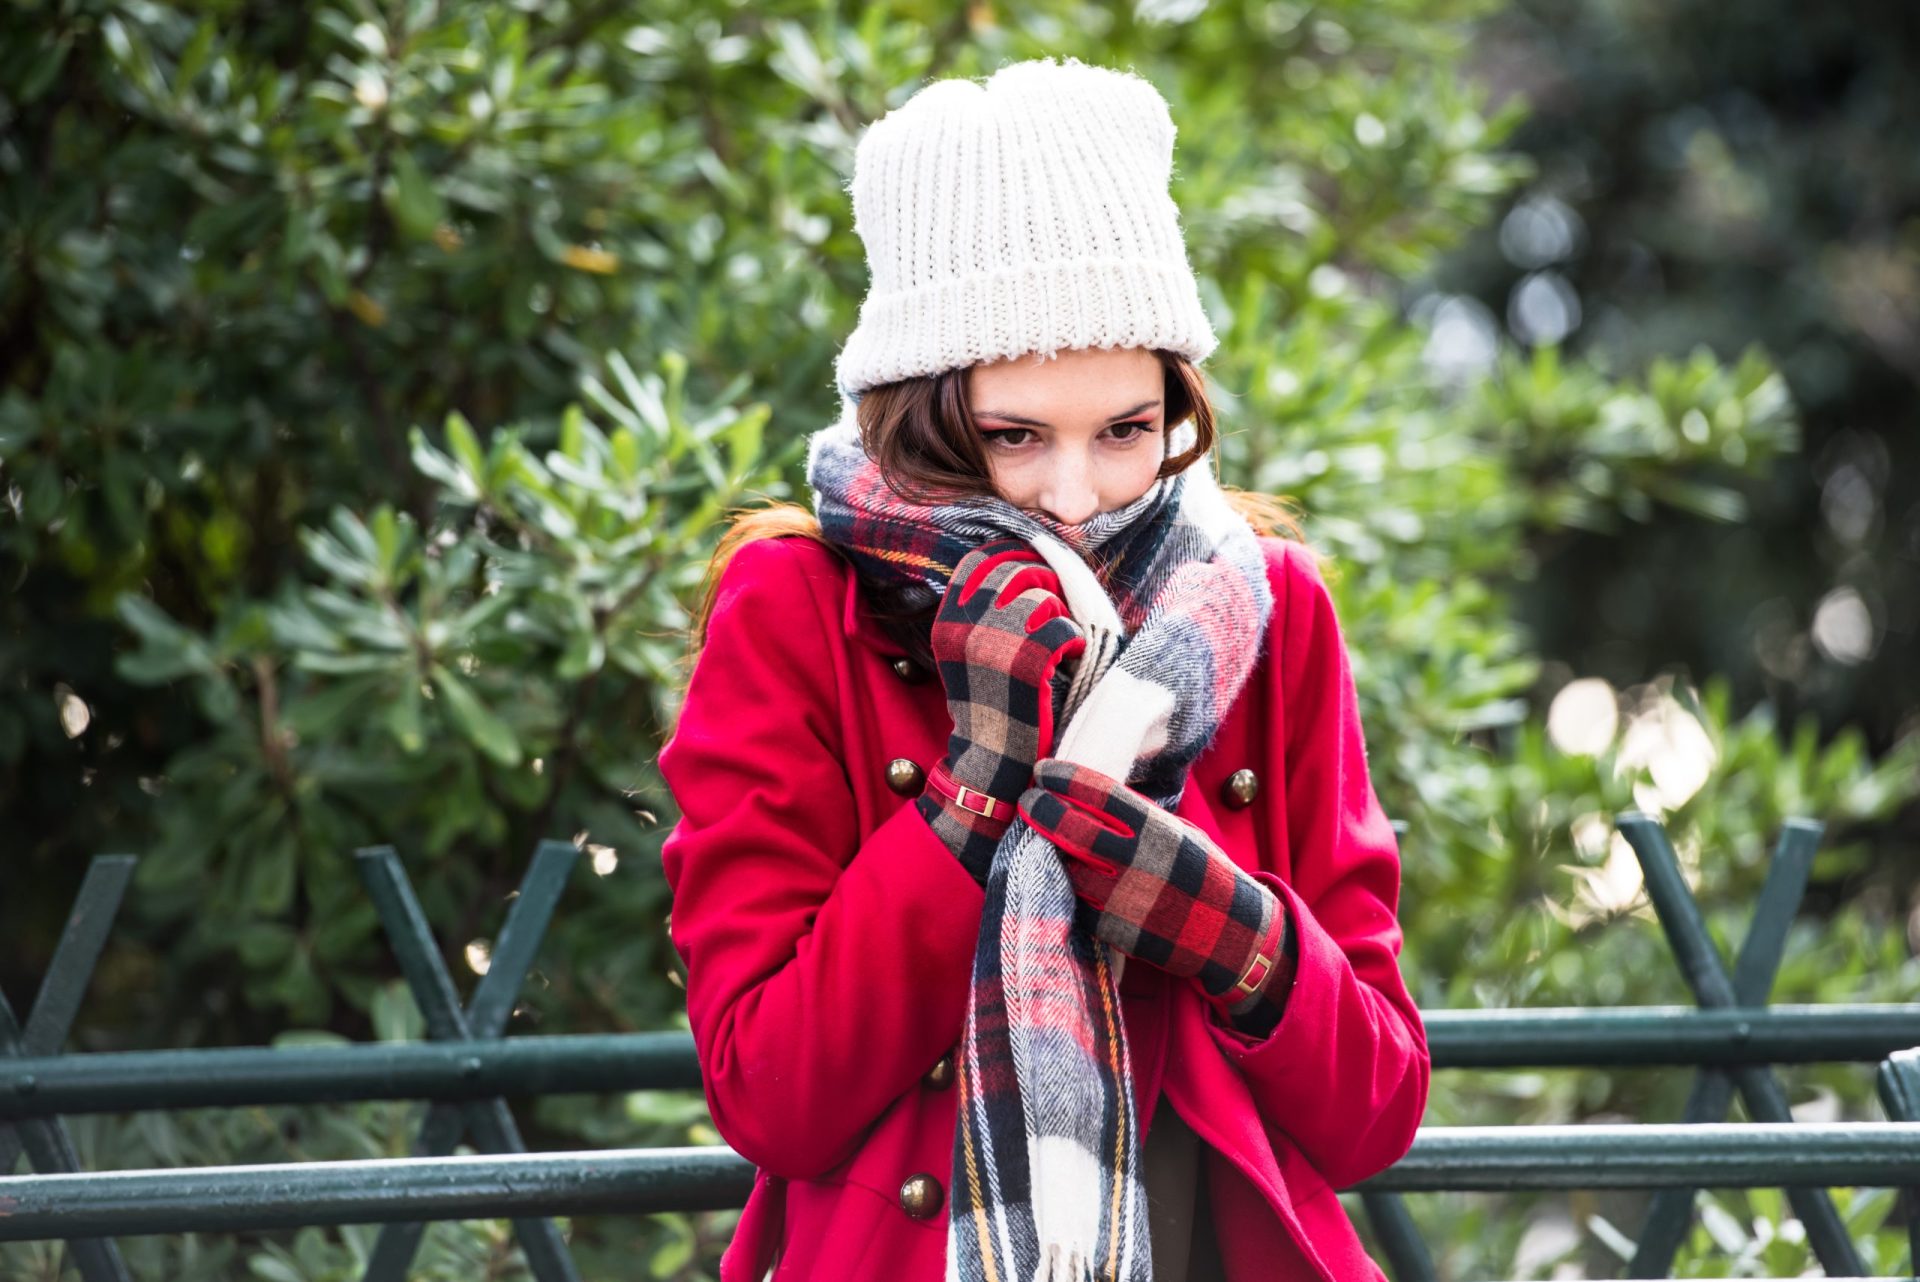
[805,412,1273,1282]
[1019,757,1293,1040]
[931,542,1086,804]
[915,543,1085,885]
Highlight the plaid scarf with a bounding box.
[805,409,1273,1281]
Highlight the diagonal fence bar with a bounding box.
[1618,814,1867,1277]
[356,840,582,1282]
[1627,819,1821,1277]
[1364,814,1886,1282]
[0,855,136,1171]
[1360,1187,1438,1282]
[0,855,138,1282]
[1875,1048,1920,1276]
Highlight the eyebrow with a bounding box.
[973,399,1161,428]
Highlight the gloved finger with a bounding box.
[1031,758,1152,833]
[955,549,1042,607]
[1026,612,1087,659]
[944,544,995,591]
[1006,585,1076,635]
[985,563,1067,613]
[1018,782,1134,868]
[953,542,1043,602]
[1058,853,1119,911]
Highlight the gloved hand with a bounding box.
[916,539,1087,888]
[1017,757,1295,1039]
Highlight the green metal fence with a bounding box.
[4,813,1918,1282]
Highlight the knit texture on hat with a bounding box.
[834,56,1218,403]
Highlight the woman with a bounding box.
[659,57,1428,1282]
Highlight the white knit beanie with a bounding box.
[833,56,1218,404]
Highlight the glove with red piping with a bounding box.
[1017,756,1295,1039]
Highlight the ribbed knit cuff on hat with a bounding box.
[836,256,1217,403]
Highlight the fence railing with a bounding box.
[4,813,1918,1282]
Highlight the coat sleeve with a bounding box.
[1204,539,1431,1191]
[657,536,986,1181]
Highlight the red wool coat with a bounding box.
[658,531,1430,1281]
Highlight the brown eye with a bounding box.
[981,427,1033,448]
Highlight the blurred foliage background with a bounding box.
[2,0,1916,1278]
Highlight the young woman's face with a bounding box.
[968,346,1167,527]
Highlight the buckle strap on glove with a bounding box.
[925,757,1016,822]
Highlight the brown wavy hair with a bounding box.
[686,350,1303,667]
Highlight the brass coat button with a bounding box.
[886,758,925,795]
[1222,768,1259,809]
[899,1173,945,1219]
[890,656,924,681]
[923,1051,955,1090]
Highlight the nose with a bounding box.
[1035,454,1098,526]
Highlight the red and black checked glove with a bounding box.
[917,539,1087,888]
[1017,757,1295,1040]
